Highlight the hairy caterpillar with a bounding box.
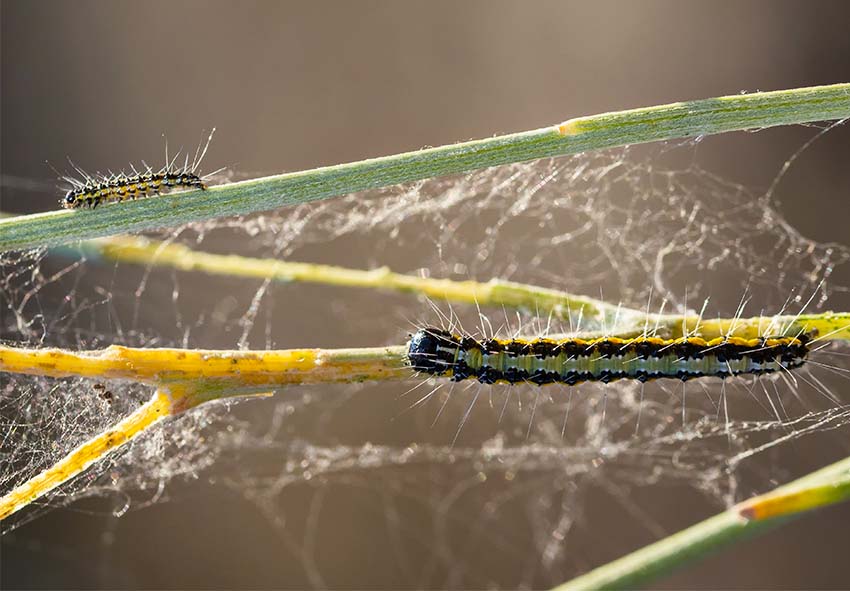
[407,327,811,385]
[59,129,217,209]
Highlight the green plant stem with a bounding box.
[68,236,850,341]
[74,235,631,325]
[2,84,849,252]
[554,452,850,591]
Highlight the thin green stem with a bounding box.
[2,84,849,252]
[73,235,630,326]
[554,452,850,590]
[67,236,850,341]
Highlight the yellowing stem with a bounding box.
[0,307,847,523]
[0,390,172,521]
[0,344,410,521]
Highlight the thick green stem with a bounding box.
[2,84,849,252]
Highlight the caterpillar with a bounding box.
[59,129,217,209]
[407,327,811,386]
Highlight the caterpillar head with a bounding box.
[407,328,458,376]
[62,190,79,208]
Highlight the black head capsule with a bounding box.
[407,328,460,377]
[63,191,79,208]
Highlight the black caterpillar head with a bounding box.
[62,190,79,208]
[407,328,460,376]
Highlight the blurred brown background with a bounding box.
[3,1,850,589]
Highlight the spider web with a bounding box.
[2,132,850,588]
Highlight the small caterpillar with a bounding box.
[59,129,217,209]
[407,327,811,385]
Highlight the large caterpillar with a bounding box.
[59,129,216,209]
[407,327,811,385]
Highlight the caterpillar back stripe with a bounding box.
[59,129,218,209]
[407,328,811,386]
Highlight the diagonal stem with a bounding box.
[2,84,849,252]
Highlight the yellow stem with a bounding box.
[79,237,850,342]
[1,308,847,522]
[0,343,410,388]
[657,312,850,341]
[0,390,171,520]
[89,235,628,324]
[0,343,410,521]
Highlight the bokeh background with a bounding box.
[3,1,850,589]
